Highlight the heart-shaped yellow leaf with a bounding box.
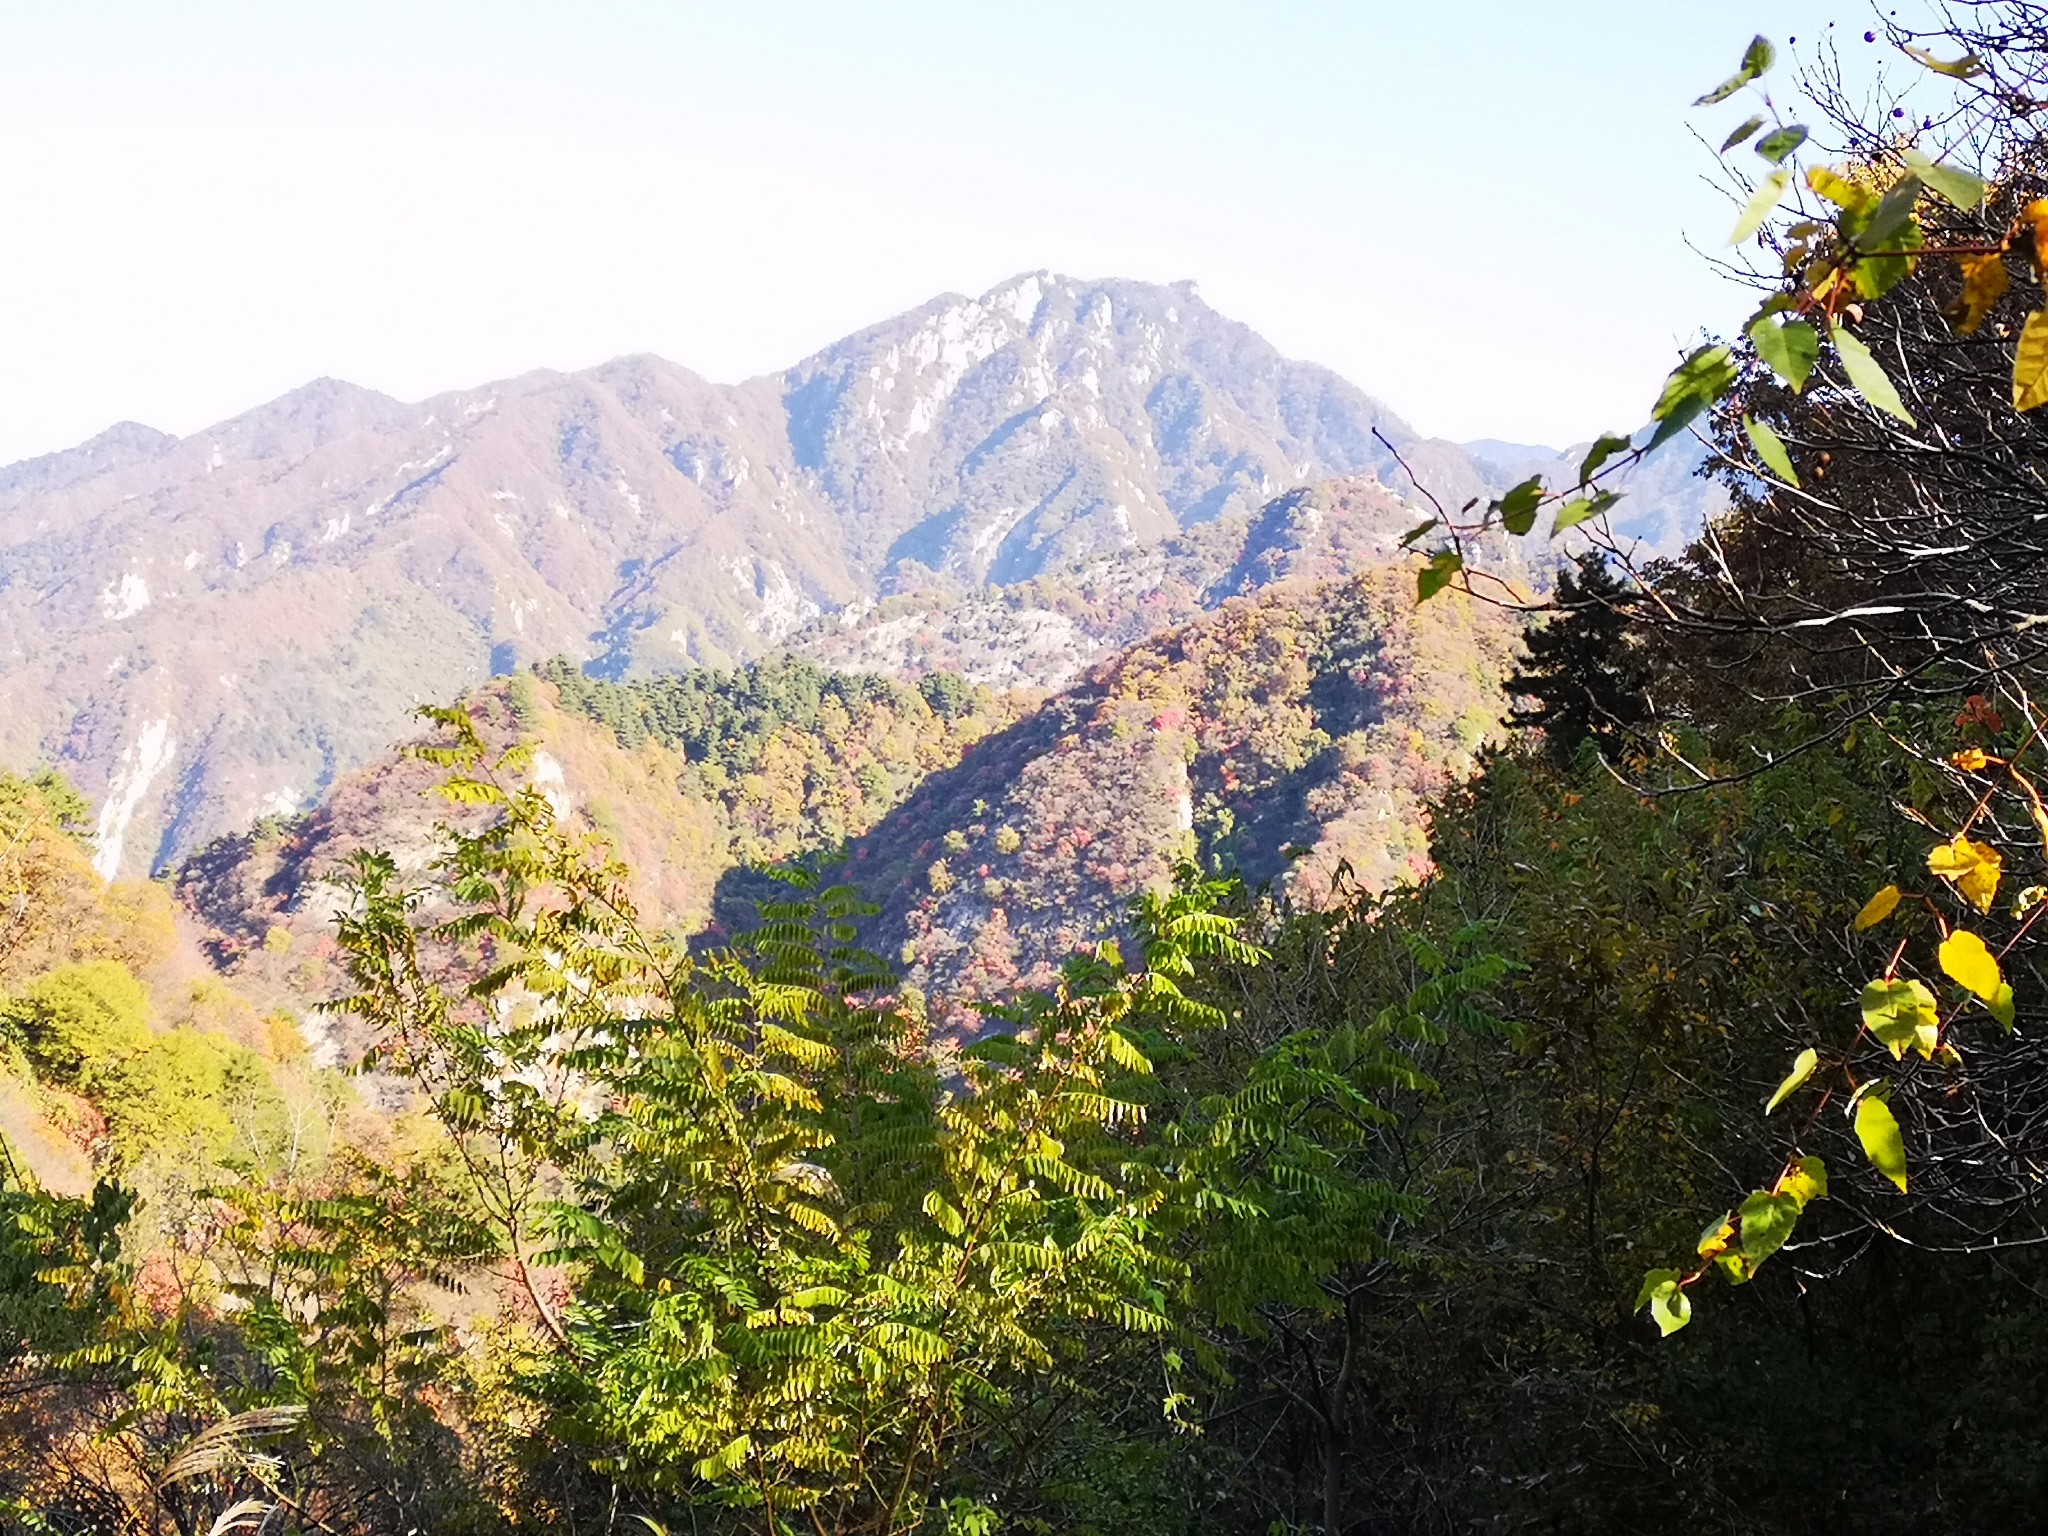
[1939,929,2003,1003]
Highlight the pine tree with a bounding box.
[1507,553,1649,761]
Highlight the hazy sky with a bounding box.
[0,2,1942,463]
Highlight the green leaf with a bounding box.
[1903,44,1986,79]
[1900,146,1986,211]
[1750,317,1819,392]
[1635,1268,1692,1336]
[1650,345,1737,448]
[1738,1189,1800,1267]
[693,1433,753,1481]
[1652,1280,1691,1336]
[1496,476,1544,536]
[1721,114,1767,152]
[1743,414,1800,486]
[1831,325,1917,425]
[2013,310,2048,413]
[1858,175,1925,252]
[1854,1094,1908,1193]
[1551,490,1618,536]
[1991,982,2017,1030]
[1765,1046,1818,1113]
[1399,518,1437,548]
[1695,35,1775,104]
[1715,1252,1756,1284]
[922,1191,966,1239]
[1417,549,1462,602]
[1854,229,1925,305]
[1754,125,1809,165]
[1578,432,1633,485]
[1730,167,1793,245]
[1861,977,1940,1061]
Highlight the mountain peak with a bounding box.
[0,420,179,502]
[170,378,412,470]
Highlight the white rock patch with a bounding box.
[741,560,821,641]
[532,751,572,819]
[92,717,175,879]
[100,573,150,621]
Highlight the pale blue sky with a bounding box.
[0,2,1942,462]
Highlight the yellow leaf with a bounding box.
[1855,1095,1908,1193]
[2014,310,2048,412]
[1696,1213,1735,1260]
[1765,1046,1818,1113]
[1939,929,2004,1003]
[2026,198,2048,272]
[1854,885,1902,930]
[1781,1155,1829,1210]
[1808,164,1876,214]
[1951,253,2009,335]
[1928,835,2003,913]
[1951,747,1992,770]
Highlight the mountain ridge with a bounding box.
[0,272,1704,878]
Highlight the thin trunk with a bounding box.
[1324,1286,1364,1536]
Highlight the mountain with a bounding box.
[174,557,1522,1052]
[0,272,1681,880]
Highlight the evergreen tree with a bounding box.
[1507,553,1649,761]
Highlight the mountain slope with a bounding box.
[787,472,1521,692]
[797,563,1523,1022]
[177,556,1521,1049]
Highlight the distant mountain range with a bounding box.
[0,272,1720,877]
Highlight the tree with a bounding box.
[1,959,151,1087]
[1399,16,2048,1338]
[1505,553,1649,761]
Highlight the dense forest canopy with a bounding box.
[15,9,2048,1534]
